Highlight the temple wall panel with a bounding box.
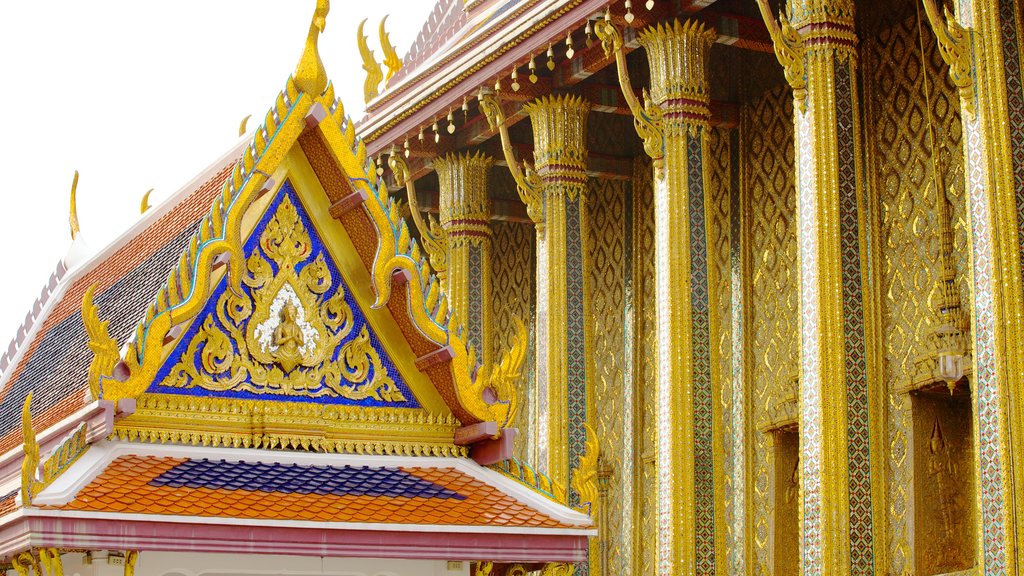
[632,156,657,575]
[706,125,735,568]
[741,82,797,575]
[490,220,536,460]
[587,177,630,575]
[860,9,968,575]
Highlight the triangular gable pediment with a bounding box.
[147,181,419,409]
[98,82,520,456]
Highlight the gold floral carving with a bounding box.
[13,549,63,576]
[539,563,573,576]
[755,0,808,112]
[921,0,974,117]
[389,151,448,281]
[571,423,599,514]
[593,17,664,162]
[20,394,41,506]
[82,284,121,402]
[477,89,544,226]
[160,195,406,403]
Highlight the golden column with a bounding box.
[435,152,495,369]
[923,0,1024,570]
[597,18,725,575]
[481,91,599,574]
[521,94,595,495]
[757,0,882,572]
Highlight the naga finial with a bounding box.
[69,170,80,240]
[358,18,384,103]
[140,188,153,214]
[20,392,40,506]
[294,0,330,97]
[238,114,251,137]
[379,15,402,89]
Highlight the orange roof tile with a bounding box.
[53,455,571,529]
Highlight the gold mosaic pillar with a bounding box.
[596,18,726,575]
[480,90,597,574]
[758,0,882,572]
[435,152,495,369]
[525,95,598,574]
[924,0,1024,570]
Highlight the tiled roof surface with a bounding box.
[57,455,569,528]
[0,162,235,456]
[0,488,18,517]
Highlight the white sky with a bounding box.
[0,1,435,347]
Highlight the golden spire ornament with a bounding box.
[358,18,384,103]
[238,114,251,137]
[379,15,403,88]
[69,170,80,240]
[140,189,154,214]
[294,0,330,97]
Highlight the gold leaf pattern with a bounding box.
[589,177,629,571]
[491,221,536,459]
[744,83,797,575]
[861,10,968,574]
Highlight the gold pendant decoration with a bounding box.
[152,187,413,406]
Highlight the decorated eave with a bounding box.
[0,441,592,562]
[357,0,772,159]
[0,0,594,565]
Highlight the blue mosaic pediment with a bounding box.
[148,182,419,408]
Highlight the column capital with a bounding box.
[523,94,590,197]
[435,151,494,239]
[786,0,857,55]
[638,19,717,126]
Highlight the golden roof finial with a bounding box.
[379,15,402,89]
[140,188,154,214]
[69,170,80,240]
[20,392,39,506]
[238,114,251,137]
[358,18,383,103]
[294,0,330,97]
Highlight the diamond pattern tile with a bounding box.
[55,455,569,528]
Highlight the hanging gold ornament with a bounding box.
[624,0,635,24]
[585,20,593,47]
[403,138,410,158]
[546,44,555,71]
[511,67,520,92]
[528,55,538,83]
[566,31,575,59]
[646,0,654,9]
[447,109,456,134]
[432,119,440,143]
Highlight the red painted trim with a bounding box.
[2,515,588,562]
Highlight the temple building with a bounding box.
[0,0,1021,574]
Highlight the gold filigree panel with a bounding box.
[633,156,658,576]
[588,178,628,574]
[742,83,797,575]
[707,126,734,562]
[491,221,536,459]
[861,9,967,575]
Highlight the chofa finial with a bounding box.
[358,18,384,103]
[294,0,330,97]
[69,170,80,241]
[379,15,402,89]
